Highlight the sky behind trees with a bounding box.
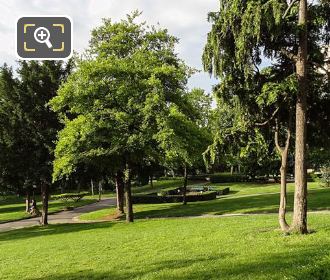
[0,0,221,92]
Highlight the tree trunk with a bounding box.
[230,165,234,175]
[25,190,31,213]
[91,179,94,196]
[275,118,291,232]
[182,165,188,205]
[149,174,154,188]
[40,182,49,225]
[124,164,134,222]
[292,0,308,234]
[98,180,102,202]
[115,171,125,215]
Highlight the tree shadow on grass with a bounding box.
[0,222,116,243]
[25,243,330,280]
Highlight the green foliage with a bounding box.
[320,166,330,188]
[0,61,71,192]
[208,173,246,183]
[50,12,191,181]
[51,192,89,202]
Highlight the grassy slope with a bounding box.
[0,198,97,223]
[80,182,329,220]
[1,214,330,279]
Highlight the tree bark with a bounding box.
[98,180,102,202]
[124,164,133,222]
[182,165,188,205]
[292,0,308,234]
[115,171,125,215]
[91,179,94,196]
[149,174,154,188]
[40,182,49,225]
[25,190,31,213]
[275,119,291,232]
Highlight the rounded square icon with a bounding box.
[17,16,72,60]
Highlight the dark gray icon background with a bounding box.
[17,17,71,59]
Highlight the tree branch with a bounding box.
[275,118,284,155]
[280,48,297,62]
[256,107,280,126]
[282,0,299,19]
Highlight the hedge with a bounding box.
[51,192,89,202]
[132,191,217,204]
[207,173,247,183]
[158,187,181,196]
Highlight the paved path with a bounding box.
[0,198,116,232]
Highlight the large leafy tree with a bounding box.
[50,12,191,222]
[203,0,329,233]
[0,61,71,225]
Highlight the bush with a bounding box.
[157,176,183,181]
[158,187,181,196]
[207,173,247,183]
[51,192,89,202]
[132,191,217,204]
[320,166,330,188]
[187,174,208,181]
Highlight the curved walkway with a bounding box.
[0,198,116,232]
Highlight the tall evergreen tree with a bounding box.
[203,0,329,233]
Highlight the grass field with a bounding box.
[1,180,330,280]
[0,197,97,223]
[80,182,329,221]
[1,214,330,279]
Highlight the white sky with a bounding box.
[0,0,220,93]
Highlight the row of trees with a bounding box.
[0,12,212,224]
[0,3,328,234]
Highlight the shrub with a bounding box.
[320,166,330,188]
[132,191,217,204]
[207,173,247,183]
[187,174,208,181]
[51,192,89,202]
[157,176,183,181]
[158,187,181,196]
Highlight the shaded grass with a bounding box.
[1,214,330,279]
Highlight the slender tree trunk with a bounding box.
[182,165,188,205]
[115,171,125,215]
[149,174,154,188]
[230,165,234,175]
[292,0,308,234]
[40,182,49,225]
[275,118,291,232]
[91,179,94,196]
[124,164,134,223]
[25,190,31,213]
[98,180,102,202]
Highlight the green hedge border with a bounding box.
[132,191,217,204]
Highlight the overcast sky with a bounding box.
[0,0,220,93]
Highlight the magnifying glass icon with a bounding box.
[34,27,52,48]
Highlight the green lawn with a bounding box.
[80,182,329,221]
[0,197,97,223]
[1,214,330,279]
